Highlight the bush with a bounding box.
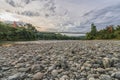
[86,24,120,40]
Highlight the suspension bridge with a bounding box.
[43,32,86,34]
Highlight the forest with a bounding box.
[0,22,85,41]
[1,21,120,41]
[86,23,120,40]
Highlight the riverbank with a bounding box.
[0,40,120,80]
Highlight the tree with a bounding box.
[91,23,97,36]
[86,24,120,40]
[86,23,97,39]
[0,21,85,41]
[86,32,93,40]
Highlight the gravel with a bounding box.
[0,40,120,80]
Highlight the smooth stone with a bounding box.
[48,65,55,72]
[27,74,33,78]
[14,63,25,68]
[8,73,26,80]
[51,70,59,77]
[87,74,99,79]
[2,67,10,71]
[81,72,87,77]
[111,72,120,79]
[100,75,112,80]
[11,61,18,66]
[0,73,3,78]
[18,57,26,63]
[31,64,43,73]
[33,72,44,80]
[89,77,96,80]
[103,58,111,68]
[80,78,86,80]
[60,75,69,80]
[92,64,101,68]
[18,68,30,72]
[114,63,120,68]
[96,68,105,73]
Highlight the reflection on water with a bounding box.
[61,33,85,37]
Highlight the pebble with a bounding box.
[31,64,43,73]
[102,58,111,68]
[8,73,26,80]
[51,70,59,77]
[100,75,112,80]
[59,75,69,80]
[32,72,44,80]
[0,73,3,78]
[88,77,96,80]
[18,67,30,72]
[0,41,120,80]
[111,72,120,79]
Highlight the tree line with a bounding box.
[0,22,85,41]
[86,23,120,40]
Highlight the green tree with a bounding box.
[86,23,97,39]
[91,23,97,36]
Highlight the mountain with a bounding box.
[0,0,120,32]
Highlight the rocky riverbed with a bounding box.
[0,40,120,80]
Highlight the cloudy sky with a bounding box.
[0,0,120,32]
[55,0,120,32]
[56,0,120,15]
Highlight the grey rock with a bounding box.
[102,58,111,68]
[51,70,59,77]
[80,78,86,80]
[33,72,44,80]
[55,60,69,70]
[8,73,26,80]
[48,65,55,72]
[59,75,69,80]
[0,73,3,78]
[100,75,112,80]
[111,72,120,79]
[0,41,120,79]
[31,64,44,73]
[114,63,120,68]
[2,67,10,71]
[89,77,96,80]
[96,68,105,74]
[14,63,25,68]
[18,67,30,72]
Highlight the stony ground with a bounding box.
[0,40,120,80]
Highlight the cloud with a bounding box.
[0,12,19,21]
[0,0,120,32]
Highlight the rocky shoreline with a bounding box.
[0,40,120,80]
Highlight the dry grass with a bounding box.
[0,41,14,47]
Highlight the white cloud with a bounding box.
[0,12,19,21]
[0,0,120,32]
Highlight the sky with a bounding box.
[55,0,120,32]
[56,0,120,16]
[0,0,120,33]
